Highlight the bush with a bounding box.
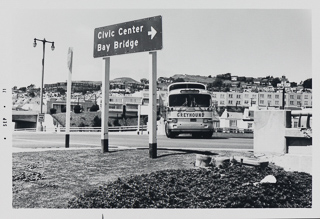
[74,105,81,113]
[92,116,101,127]
[90,104,99,112]
[68,165,312,208]
[113,119,121,126]
[50,108,57,114]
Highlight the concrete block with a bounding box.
[254,110,290,155]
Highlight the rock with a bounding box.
[195,154,212,168]
[211,156,230,168]
[260,175,277,184]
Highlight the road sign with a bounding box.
[93,16,162,58]
[38,113,45,123]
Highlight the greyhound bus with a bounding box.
[164,82,215,138]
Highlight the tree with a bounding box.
[50,108,57,114]
[92,116,101,127]
[211,78,223,90]
[173,78,185,82]
[28,91,35,98]
[57,88,66,95]
[271,77,281,88]
[18,87,26,92]
[27,84,35,90]
[140,78,149,84]
[90,104,99,112]
[74,105,81,113]
[302,78,312,89]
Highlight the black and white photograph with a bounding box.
[1,1,319,219]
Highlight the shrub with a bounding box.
[93,116,101,127]
[113,119,121,126]
[90,104,99,112]
[50,108,57,114]
[74,105,81,113]
[68,165,312,209]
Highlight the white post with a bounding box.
[65,47,73,148]
[149,51,157,158]
[101,57,110,152]
[137,104,141,135]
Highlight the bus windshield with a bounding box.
[169,94,211,107]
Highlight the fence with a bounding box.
[14,125,147,133]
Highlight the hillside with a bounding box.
[111,77,140,84]
[171,74,216,84]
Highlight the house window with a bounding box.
[290,95,294,99]
[212,94,216,98]
[275,101,279,105]
[275,94,279,99]
[220,94,225,98]
[229,120,237,127]
[220,101,225,105]
[259,100,264,104]
[244,100,249,104]
[236,101,241,105]
[229,94,233,98]
[297,95,301,99]
[289,101,294,105]
[228,100,233,104]
[267,94,272,99]
[259,94,264,98]
[297,101,301,106]
[247,123,253,128]
[245,94,249,98]
[236,94,241,98]
[304,101,308,105]
[304,95,308,99]
[252,94,257,99]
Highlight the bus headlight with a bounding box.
[203,118,212,123]
[172,118,178,123]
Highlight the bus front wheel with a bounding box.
[165,123,176,138]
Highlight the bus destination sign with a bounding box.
[93,16,162,58]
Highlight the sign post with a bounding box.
[101,57,110,152]
[149,51,157,158]
[93,16,162,156]
[66,47,73,148]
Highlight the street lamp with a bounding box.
[33,38,55,131]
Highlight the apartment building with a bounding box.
[212,91,312,108]
[212,92,258,107]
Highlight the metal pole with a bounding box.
[137,104,141,134]
[66,47,73,148]
[101,57,110,153]
[149,51,157,158]
[282,88,285,109]
[39,41,46,131]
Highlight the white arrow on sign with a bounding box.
[148,26,157,40]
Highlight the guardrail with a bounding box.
[14,125,147,133]
[215,127,254,134]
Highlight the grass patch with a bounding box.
[12,149,311,209]
[12,148,236,208]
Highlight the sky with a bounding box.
[4,7,312,88]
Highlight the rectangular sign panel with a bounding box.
[93,16,162,58]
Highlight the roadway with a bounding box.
[12,132,253,152]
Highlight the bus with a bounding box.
[164,82,216,138]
